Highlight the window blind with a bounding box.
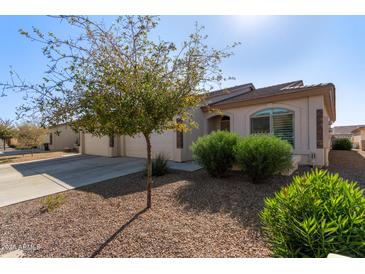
[272,114,294,146]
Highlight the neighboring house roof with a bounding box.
[351,126,365,135]
[202,80,336,121]
[332,125,365,135]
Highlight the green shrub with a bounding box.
[40,193,65,213]
[261,169,365,258]
[192,130,240,177]
[234,134,292,183]
[332,138,352,150]
[152,153,168,176]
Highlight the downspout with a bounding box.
[307,96,310,152]
[308,96,316,166]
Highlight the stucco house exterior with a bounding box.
[79,80,336,167]
[46,124,79,152]
[331,125,365,140]
[351,127,365,151]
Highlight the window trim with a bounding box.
[220,115,230,131]
[109,134,114,148]
[250,108,295,147]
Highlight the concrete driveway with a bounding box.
[0,155,146,207]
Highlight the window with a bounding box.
[176,118,183,149]
[109,134,114,147]
[76,132,80,146]
[250,108,294,146]
[220,116,230,131]
[49,133,53,145]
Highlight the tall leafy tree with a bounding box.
[0,16,238,208]
[0,119,15,151]
[16,123,47,155]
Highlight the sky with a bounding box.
[0,15,364,126]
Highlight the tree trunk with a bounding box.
[3,139,5,151]
[144,134,152,209]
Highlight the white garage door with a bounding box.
[84,134,110,156]
[125,131,175,160]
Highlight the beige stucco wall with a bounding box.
[47,125,78,151]
[180,95,330,166]
[352,134,361,149]
[82,131,180,161]
[352,129,365,150]
[82,133,118,157]
[80,95,331,166]
[180,108,206,162]
[124,131,178,161]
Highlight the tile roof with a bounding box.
[205,83,254,98]
[204,83,254,104]
[208,80,335,106]
[332,125,365,135]
[352,126,365,134]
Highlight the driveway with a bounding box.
[0,155,146,207]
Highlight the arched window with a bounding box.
[250,108,294,146]
[220,116,230,131]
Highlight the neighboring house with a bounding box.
[79,80,336,166]
[351,127,365,150]
[0,137,18,149]
[7,137,18,147]
[331,125,365,140]
[46,124,79,151]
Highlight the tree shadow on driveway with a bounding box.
[77,170,184,199]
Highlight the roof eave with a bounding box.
[202,85,336,122]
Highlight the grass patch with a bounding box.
[40,193,66,213]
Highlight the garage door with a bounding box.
[84,134,110,156]
[125,131,174,160]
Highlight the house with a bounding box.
[79,80,336,166]
[46,124,79,152]
[331,125,365,140]
[0,137,18,149]
[351,127,365,150]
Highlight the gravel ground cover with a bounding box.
[0,169,301,258]
[1,150,363,258]
[327,150,365,189]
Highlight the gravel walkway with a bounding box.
[327,150,365,189]
[0,169,302,258]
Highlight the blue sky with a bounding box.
[0,16,364,126]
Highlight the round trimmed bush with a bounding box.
[234,134,292,183]
[261,169,365,258]
[192,130,239,177]
[332,138,352,150]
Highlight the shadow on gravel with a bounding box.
[90,207,148,258]
[78,171,183,199]
[174,170,305,230]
